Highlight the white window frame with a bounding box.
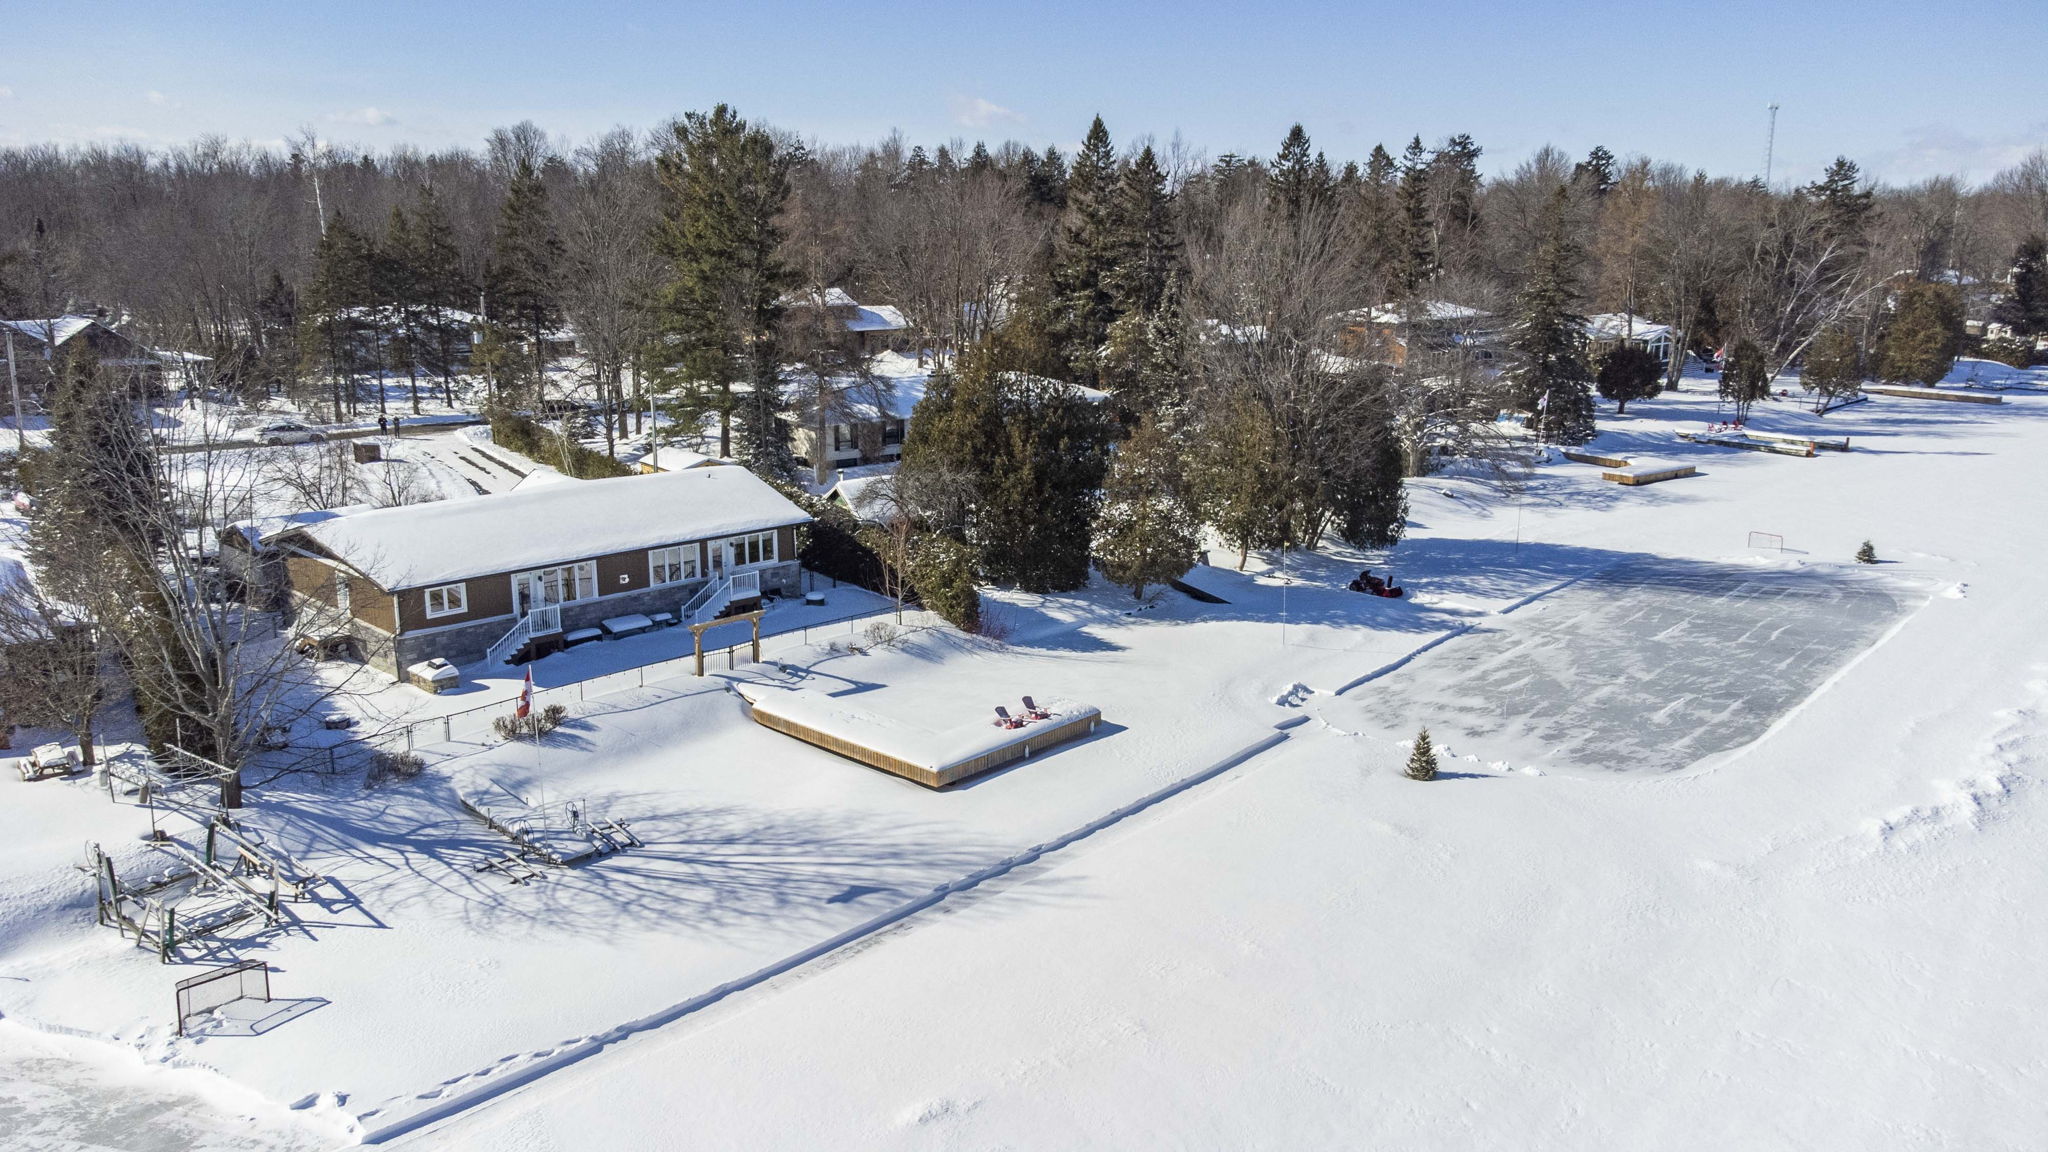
[722,531,778,570]
[648,545,700,587]
[513,561,598,612]
[423,582,468,619]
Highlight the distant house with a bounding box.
[782,288,910,355]
[788,350,1111,483]
[1583,313,1679,368]
[270,468,811,677]
[1335,300,1504,369]
[2,315,167,395]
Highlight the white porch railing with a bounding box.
[682,570,761,629]
[485,605,563,666]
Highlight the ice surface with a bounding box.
[1349,559,1914,773]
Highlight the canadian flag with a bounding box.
[516,666,533,720]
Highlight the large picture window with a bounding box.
[424,583,468,619]
[649,545,700,587]
[513,561,597,614]
[723,531,777,569]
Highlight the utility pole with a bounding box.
[1763,103,1780,188]
[4,327,22,454]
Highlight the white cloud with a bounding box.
[145,90,169,106]
[0,87,13,99]
[950,96,1023,129]
[326,106,398,127]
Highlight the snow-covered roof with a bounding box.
[808,461,897,498]
[847,305,909,333]
[290,467,810,590]
[781,289,910,334]
[1,316,98,347]
[824,466,899,520]
[807,351,1108,425]
[1583,313,1676,343]
[225,505,374,550]
[1353,300,1493,326]
[510,465,575,491]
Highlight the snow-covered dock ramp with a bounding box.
[735,686,1103,788]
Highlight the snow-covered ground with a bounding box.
[4,370,2048,1149]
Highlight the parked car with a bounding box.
[257,422,326,446]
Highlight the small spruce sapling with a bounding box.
[1405,727,1439,781]
[1855,540,1877,565]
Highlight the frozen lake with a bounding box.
[1351,560,1916,774]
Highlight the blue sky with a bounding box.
[2,0,2043,184]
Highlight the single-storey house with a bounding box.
[783,287,910,355]
[2,315,168,395]
[1335,300,1504,370]
[270,467,811,677]
[790,350,1110,484]
[1583,313,1679,368]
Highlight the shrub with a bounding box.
[488,410,631,480]
[1980,336,2035,369]
[492,701,568,741]
[908,532,980,632]
[1855,540,1877,565]
[862,620,900,649]
[365,750,426,788]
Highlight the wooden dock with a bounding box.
[738,687,1104,789]
[1676,432,1814,457]
[1863,385,2004,404]
[1600,462,1697,486]
[1562,449,1633,468]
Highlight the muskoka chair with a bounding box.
[993,706,1025,730]
[1021,696,1052,720]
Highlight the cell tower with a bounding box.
[1763,103,1780,187]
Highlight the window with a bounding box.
[513,562,597,612]
[832,424,855,452]
[881,419,905,446]
[649,545,700,586]
[424,583,468,619]
[724,531,777,568]
[334,571,352,612]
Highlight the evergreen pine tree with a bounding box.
[1877,281,1965,386]
[486,158,565,406]
[1719,336,1772,421]
[1993,235,2048,339]
[1594,343,1662,414]
[1347,144,1402,285]
[1801,324,1864,408]
[1427,133,1484,267]
[383,203,426,414]
[1048,116,1122,387]
[1394,137,1438,293]
[1405,727,1439,781]
[651,105,798,476]
[300,211,379,420]
[404,185,474,407]
[1104,145,1179,322]
[1267,124,1332,222]
[1093,416,1199,599]
[1855,540,1877,564]
[1506,189,1595,443]
[1806,157,1876,256]
[1572,145,1616,196]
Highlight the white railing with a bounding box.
[682,571,762,629]
[485,605,563,666]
